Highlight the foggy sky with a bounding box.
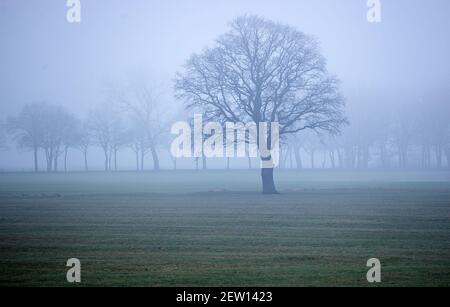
[1,0,449,170]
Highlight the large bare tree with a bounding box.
[110,81,168,171]
[175,16,346,193]
[7,103,45,172]
[7,103,76,172]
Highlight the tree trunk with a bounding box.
[337,149,344,169]
[135,150,139,171]
[322,151,327,169]
[400,146,408,169]
[329,150,336,169]
[363,146,370,169]
[357,147,363,169]
[108,149,113,171]
[226,157,230,170]
[380,143,388,168]
[46,150,52,172]
[140,149,145,171]
[294,146,302,169]
[64,147,68,172]
[444,148,450,169]
[247,156,252,169]
[279,148,286,169]
[104,150,108,171]
[202,155,207,170]
[54,155,58,172]
[435,144,443,169]
[150,146,160,171]
[84,149,88,172]
[114,149,118,171]
[33,146,39,172]
[289,147,293,168]
[47,156,52,172]
[261,167,278,194]
[421,144,427,169]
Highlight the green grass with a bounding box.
[0,170,449,287]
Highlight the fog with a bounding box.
[1,0,449,171]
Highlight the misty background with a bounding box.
[1,0,449,171]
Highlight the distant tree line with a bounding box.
[5,80,170,172]
[2,96,450,172]
[280,100,450,170]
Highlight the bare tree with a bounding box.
[127,119,149,171]
[61,117,80,172]
[287,134,303,169]
[110,120,127,171]
[7,103,46,172]
[110,80,169,171]
[303,132,321,169]
[39,105,77,172]
[391,111,416,169]
[74,121,91,172]
[175,16,346,193]
[88,104,122,171]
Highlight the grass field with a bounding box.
[0,170,449,287]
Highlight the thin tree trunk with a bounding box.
[310,151,315,169]
[261,166,278,194]
[294,146,302,169]
[436,144,443,169]
[140,149,145,171]
[64,147,68,172]
[135,150,139,171]
[54,153,58,172]
[444,148,450,170]
[322,151,327,169]
[279,148,286,169]
[84,149,88,172]
[363,146,370,169]
[108,149,113,171]
[202,155,207,170]
[421,144,427,169]
[33,146,39,173]
[329,150,336,169]
[150,146,160,171]
[104,149,108,171]
[114,149,118,171]
[289,147,293,169]
[337,149,344,169]
[46,150,52,172]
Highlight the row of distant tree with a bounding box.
[2,82,172,172]
[1,15,449,173]
[279,100,450,170]
[1,97,449,172]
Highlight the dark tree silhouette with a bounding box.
[88,104,123,171]
[74,121,91,172]
[175,16,347,193]
[7,103,45,172]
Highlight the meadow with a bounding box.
[0,170,449,286]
